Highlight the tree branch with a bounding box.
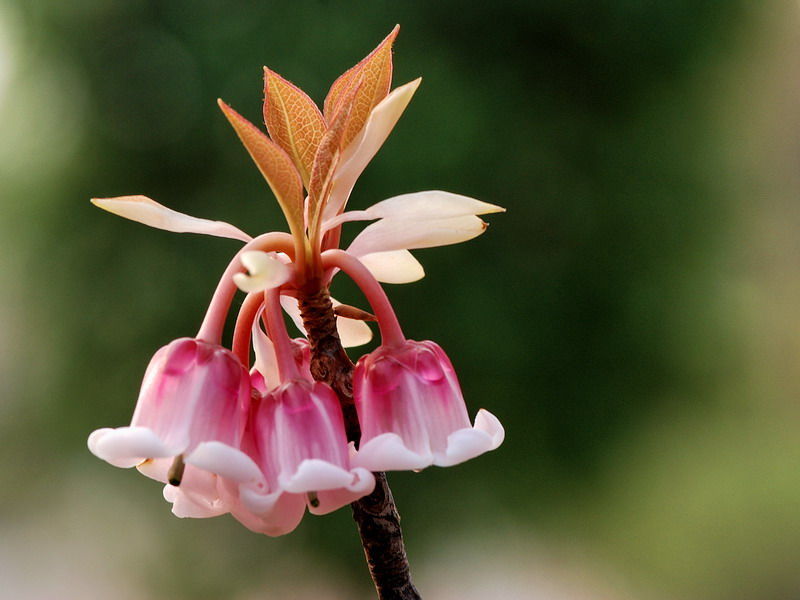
[298,285,421,600]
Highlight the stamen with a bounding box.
[168,454,186,486]
[307,491,320,508]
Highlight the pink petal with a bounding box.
[238,486,285,515]
[347,215,488,256]
[258,380,363,503]
[164,485,224,518]
[162,467,228,518]
[235,488,307,537]
[280,295,306,334]
[437,428,495,467]
[322,80,422,222]
[91,196,252,241]
[356,249,425,284]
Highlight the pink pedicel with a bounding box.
[353,340,505,471]
[250,337,312,395]
[87,338,251,505]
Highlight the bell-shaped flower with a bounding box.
[353,340,504,471]
[254,380,375,513]
[88,337,251,510]
[185,379,375,536]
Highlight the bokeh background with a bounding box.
[2,1,800,598]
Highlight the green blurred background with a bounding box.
[2,1,799,598]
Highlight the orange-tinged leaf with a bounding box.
[218,99,305,241]
[323,25,398,148]
[321,78,422,224]
[263,67,326,188]
[307,85,358,242]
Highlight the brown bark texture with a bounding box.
[298,285,421,600]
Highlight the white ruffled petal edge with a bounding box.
[186,441,265,485]
[353,409,505,471]
[279,459,361,494]
[88,426,179,468]
[435,409,505,467]
[353,433,433,471]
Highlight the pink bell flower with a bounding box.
[258,289,375,514]
[353,340,504,471]
[256,380,374,512]
[88,337,251,514]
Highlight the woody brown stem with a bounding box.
[298,284,421,600]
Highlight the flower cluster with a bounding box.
[88,27,504,536]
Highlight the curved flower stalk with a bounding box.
[321,250,504,471]
[88,26,505,597]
